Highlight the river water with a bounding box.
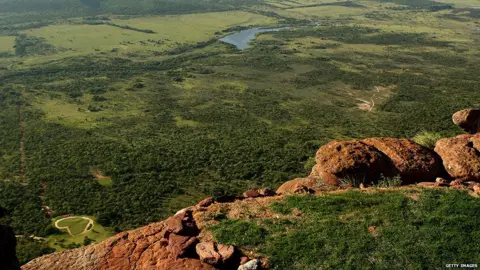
[219,27,291,50]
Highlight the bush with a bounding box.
[412,131,443,149]
[339,174,367,188]
[92,95,107,102]
[375,175,402,188]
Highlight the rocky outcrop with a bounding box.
[452,108,480,134]
[362,138,442,184]
[434,134,480,182]
[0,224,20,270]
[311,138,442,186]
[22,211,215,270]
[313,140,391,186]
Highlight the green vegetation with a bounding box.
[16,238,55,265]
[56,217,91,236]
[97,177,113,187]
[49,216,112,251]
[413,131,444,149]
[0,0,479,264]
[213,189,480,269]
[376,175,403,188]
[14,34,56,56]
[211,219,268,246]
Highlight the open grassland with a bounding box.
[30,79,150,129]
[434,0,480,7]
[56,216,91,236]
[22,11,277,57]
[275,4,371,19]
[0,36,15,53]
[210,188,480,269]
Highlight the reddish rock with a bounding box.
[22,222,215,270]
[159,238,169,247]
[197,197,214,208]
[473,184,480,195]
[470,134,480,151]
[456,134,473,140]
[195,241,235,267]
[240,256,250,265]
[165,216,184,234]
[435,136,480,181]
[435,177,449,186]
[167,234,198,259]
[258,187,276,197]
[165,210,198,236]
[217,244,235,262]
[310,164,321,177]
[452,108,480,134]
[196,242,221,265]
[368,226,378,238]
[243,189,261,198]
[315,140,391,186]
[260,258,270,269]
[362,138,442,185]
[276,178,318,194]
[175,207,195,217]
[158,259,216,270]
[417,182,436,187]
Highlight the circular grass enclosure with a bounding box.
[56,217,91,236]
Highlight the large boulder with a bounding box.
[276,177,318,194]
[314,141,392,186]
[0,224,20,270]
[452,108,480,134]
[434,135,480,181]
[362,138,443,184]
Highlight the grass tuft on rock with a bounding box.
[412,131,443,149]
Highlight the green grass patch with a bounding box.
[22,11,277,57]
[0,36,15,53]
[413,131,443,149]
[212,189,480,269]
[97,177,113,187]
[49,216,113,251]
[56,217,90,235]
[211,219,268,246]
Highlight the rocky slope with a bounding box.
[19,109,480,269]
